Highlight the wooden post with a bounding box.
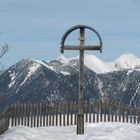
[74,101,77,125]
[77,27,85,134]
[14,103,17,126]
[60,25,102,134]
[114,102,117,122]
[30,103,33,127]
[130,107,132,123]
[89,101,92,123]
[36,104,39,127]
[33,104,36,127]
[100,100,102,122]
[27,103,30,127]
[137,108,140,124]
[134,107,136,124]
[97,101,99,122]
[63,102,66,126]
[55,103,58,126]
[70,102,73,125]
[104,100,106,122]
[85,101,88,122]
[93,100,95,123]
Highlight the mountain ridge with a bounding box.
[0,53,140,111]
[46,53,140,74]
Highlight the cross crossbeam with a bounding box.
[63,45,101,50]
[60,25,103,135]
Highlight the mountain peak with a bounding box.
[57,55,69,64]
[116,53,137,61]
[114,53,140,70]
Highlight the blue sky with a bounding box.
[0,0,140,68]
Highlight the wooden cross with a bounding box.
[60,25,103,134]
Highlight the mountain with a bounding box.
[0,53,140,111]
[84,53,140,73]
[53,53,140,74]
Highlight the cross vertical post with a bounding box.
[77,27,85,134]
[60,25,102,135]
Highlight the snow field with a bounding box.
[1,122,140,140]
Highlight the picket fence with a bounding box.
[0,99,140,135]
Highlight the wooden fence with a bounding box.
[0,107,9,135]
[0,99,140,135]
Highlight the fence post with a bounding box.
[17,104,20,126]
[74,101,77,125]
[92,99,95,123]
[48,103,51,126]
[62,102,65,126]
[0,108,9,135]
[111,101,114,122]
[33,104,36,127]
[27,103,30,127]
[137,108,140,124]
[89,100,92,123]
[36,103,39,127]
[118,103,121,122]
[42,103,45,127]
[133,107,136,124]
[7,106,11,127]
[14,103,18,126]
[70,102,73,125]
[24,103,27,126]
[30,103,33,127]
[20,104,24,126]
[84,101,88,123]
[59,102,62,126]
[67,103,69,126]
[126,105,129,123]
[39,103,42,127]
[5,107,9,131]
[55,103,58,126]
[45,103,48,126]
[11,104,14,127]
[96,100,99,122]
[99,100,102,122]
[130,106,132,123]
[114,101,117,122]
[107,100,111,122]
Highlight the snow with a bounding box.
[25,53,140,75]
[35,60,55,72]
[84,54,113,73]
[1,122,140,140]
[84,53,140,74]
[8,70,17,88]
[57,55,69,64]
[52,53,140,74]
[59,53,140,74]
[114,53,140,70]
[60,71,70,75]
[127,69,134,75]
[20,63,40,86]
[129,84,140,106]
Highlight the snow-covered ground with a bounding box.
[1,122,140,140]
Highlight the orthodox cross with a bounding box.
[60,25,103,134]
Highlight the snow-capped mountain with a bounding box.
[112,53,140,70]
[85,53,140,73]
[47,53,140,74]
[0,53,140,111]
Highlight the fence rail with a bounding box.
[0,99,140,135]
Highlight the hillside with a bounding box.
[0,53,140,111]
